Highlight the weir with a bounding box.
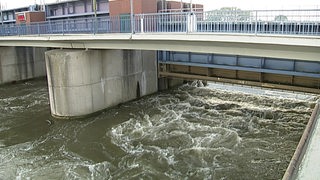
[158,51,320,94]
[0,44,318,179]
[0,45,318,117]
[0,5,319,178]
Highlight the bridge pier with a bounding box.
[45,49,158,118]
[0,47,47,84]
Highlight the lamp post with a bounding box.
[0,3,3,26]
[93,0,97,34]
[93,0,97,18]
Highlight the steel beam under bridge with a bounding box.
[0,33,320,62]
[158,56,320,94]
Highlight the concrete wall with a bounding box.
[45,49,158,118]
[0,47,47,84]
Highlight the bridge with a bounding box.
[0,9,319,112]
[1,33,319,94]
[0,10,319,94]
[0,9,320,179]
[0,9,318,109]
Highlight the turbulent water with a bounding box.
[0,79,317,179]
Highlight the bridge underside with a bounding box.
[158,51,320,94]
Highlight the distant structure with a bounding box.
[1,6,30,24]
[157,0,203,13]
[0,0,203,25]
[109,0,203,16]
[45,0,109,20]
[109,0,158,16]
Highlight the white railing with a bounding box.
[0,9,319,36]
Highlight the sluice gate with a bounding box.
[158,51,320,94]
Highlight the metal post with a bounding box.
[93,0,97,34]
[38,23,40,35]
[140,14,144,33]
[130,0,134,34]
[0,3,3,26]
[62,20,64,35]
[255,10,258,35]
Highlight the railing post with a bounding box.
[37,23,40,36]
[140,14,144,33]
[186,12,190,33]
[130,0,134,34]
[94,17,97,35]
[18,24,20,36]
[255,10,258,35]
[49,21,52,34]
[62,21,64,35]
[187,12,197,33]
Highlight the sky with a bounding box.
[0,0,319,11]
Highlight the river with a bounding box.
[0,79,317,179]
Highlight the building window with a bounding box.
[68,4,74,14]
[3,13,8,21]
[8,12,13,20]
[50,9,58,16]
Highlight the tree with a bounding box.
[206,7,252,22]
[274,15,288,22]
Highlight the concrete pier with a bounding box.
[45,49,158,118]
[0,47,47,84]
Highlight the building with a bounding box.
[45,0,109,20]
[109,0,203,16]
[0,6,30,24]
[0,0,203,26]
[2,0,203,34]
[109,0,158,16]
[15,11,46,25]
[158,0,203,13]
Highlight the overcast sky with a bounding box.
[1,0,319,11]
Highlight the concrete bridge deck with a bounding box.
[0,33,320,61]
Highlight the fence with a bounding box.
[0,9,319,36]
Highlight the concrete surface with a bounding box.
[45,49,157,118]
[0,47,47,84]
[296,110,320,180]
[0,33,319,61]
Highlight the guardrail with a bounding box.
[0,9,319,36]
[283,102,320,179]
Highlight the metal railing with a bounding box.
[0,9,319,36]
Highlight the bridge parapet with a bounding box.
[0,9,319,36]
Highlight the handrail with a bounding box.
[282,102,320,180]
[0,9,319,36]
